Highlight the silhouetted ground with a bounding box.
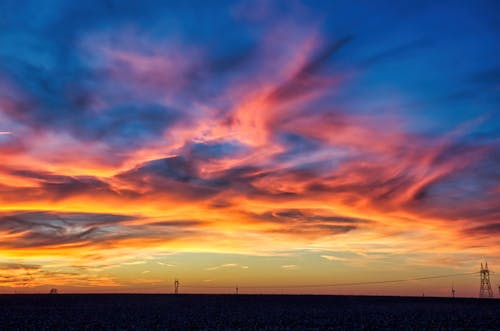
[0,294,499,330]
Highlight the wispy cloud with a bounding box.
[321,255,348,262]
[205,263,247,271]
[281,264,298,270]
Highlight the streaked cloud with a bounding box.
[321,255,348,262]
[281,264,298,270]
[205,263,247,271]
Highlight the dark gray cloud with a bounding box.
[267,36,353,103]
[183,140,248,161]
[404,143,500,221]
[8,169,123,201]
[0,263,41,270]
[119,156,199,183]
[273,133,324,163]
[116,156,270,200]
[0,211,135,248]
[251,208,370,237]
[468,223,500,235]
[0,211,207,249]
[146,220,203,227]
[256,209,371,225]
[470,67,500,86]
[359,38,434,68]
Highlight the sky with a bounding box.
[0,0,499,297]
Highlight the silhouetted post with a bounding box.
[479,262,493,298]
[236,286,238,295]
[451,284,455,298]
[174,279,180,294]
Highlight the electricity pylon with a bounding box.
[479,262,493,298]
[174,279,180,294]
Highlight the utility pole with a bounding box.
[451,283,455,298]
[479,262,493,298]
[174,278,180,294]
[236,285,239,295]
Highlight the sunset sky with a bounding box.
[0,0,499,297]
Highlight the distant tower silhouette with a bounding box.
[236,286,239,295]
[451,283,455,298]
[479,262,493,298]
[174,279,180,294]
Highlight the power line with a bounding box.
[87,271,479,291]
[4,270,481,294]
[181,271,479,289]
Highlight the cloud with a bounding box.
[321,255,347,262]
[115,155,270,200]
[251,209,369,238]
[267,36,353,103]
[281,264,298,270]
[359,38,434,68]
[0,211,135,248]
[205,263,247,271]
[146,220,203,228]
[467,223,500,236]
[0,169,127,202]
[122,261,147,266]
[0,211,205,250]
[258,209,371,225]
[469,67,500,87]
[183,140,248,161]
[0,263,41,270]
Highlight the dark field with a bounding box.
[1,294,499,330]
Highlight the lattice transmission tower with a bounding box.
[174,278,180,294]
[479,262,493,298]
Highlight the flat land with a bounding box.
[0,294,499,330]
